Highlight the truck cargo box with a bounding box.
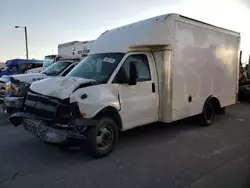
[91,14,240,122]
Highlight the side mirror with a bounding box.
[128,61,138,85]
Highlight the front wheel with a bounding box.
[86,117,119,158]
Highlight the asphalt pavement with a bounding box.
[1,104,250,188]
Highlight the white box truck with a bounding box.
[9,13,240,157]
[58,40,95,59]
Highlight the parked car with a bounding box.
[0,59,43,77]
[0,60,78,114]
[25,55,81,74]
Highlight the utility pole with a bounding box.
[24,26,28,59]
[15,25,29,59]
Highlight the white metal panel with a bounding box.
[90,14,179,54]
[58,45,74,57]
[70,84,120,119]
[116,52,160,130]
[30,77,95,99]
[58,40,95,59]
[171,18,240,121]
[11,73,49,84]
[154,50,174,122]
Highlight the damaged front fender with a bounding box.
[70,84,120,119]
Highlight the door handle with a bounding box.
[152,83,155,93]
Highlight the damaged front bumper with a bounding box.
[4,96,24,108]
[2,96,24,115]
[9,112,98,144]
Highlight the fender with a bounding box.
[204,95,219,104]
[91,104,120,118]
[70,84,120,119]
[92,106,123,131]
[203,95,223,114]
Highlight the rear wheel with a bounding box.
[199,101,215,126]
[86,117,119,158]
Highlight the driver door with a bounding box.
[116,53,159,130]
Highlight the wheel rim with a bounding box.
[206,106,214,121]
[96,123,114,151]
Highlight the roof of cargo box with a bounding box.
[90,14,173,54]
[90,13,240,54]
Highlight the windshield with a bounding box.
[67,53,125,82]
[43,56,55,68]
[2,67,8,71]
[42,61,71,76]
[3,66,18,73]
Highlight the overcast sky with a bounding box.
[0,0,250,62]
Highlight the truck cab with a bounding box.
[9,51,158,157]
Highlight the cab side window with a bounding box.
[20,63,30,73]
[9,66,18,73]
[20,63,37,73]
[121,54,151,82]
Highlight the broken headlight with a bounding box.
[5,82,24,96]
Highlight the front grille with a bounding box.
[0,80,7,104]
[25,106,55,120]
[26,92,59,106]
[25,91,72,123]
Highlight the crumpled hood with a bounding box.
[30,76,95,99]
[5,73,48,84]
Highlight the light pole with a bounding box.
[15,25,29,59]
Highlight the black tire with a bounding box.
[86,117,119,158]
[199,101,215,126]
